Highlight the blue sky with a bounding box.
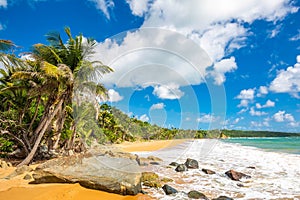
[1,0,300,132]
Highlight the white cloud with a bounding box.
[107,89,123,102]
[238,108,248,114]
[256,99,275,109]
[196,114,218,123]
[269,55,300,98]
[152,84,184,100]
[273,110,295,122]
[0,0,7,8]
[233,117,244,124]
[249,107,268,116]
[139,114,149,122]
[88,0,114,19]
[237,88,255,100]
[210,56,238,85]
[0,23,4,31]
[257,86,268,97]
[126,0,150,17]
[238,99,250,108]
[150,102,165,110]
[268,24,282,38]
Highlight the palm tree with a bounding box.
[18,27,112,166]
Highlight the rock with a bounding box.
[136,157,149,166]
[202,168,216,175]
[247,166,256,169]
[23,174,32,180]
[187,190,208,199]
[169,162,179,167]
[150,161,160,165]
[175,164,188,172]
[31,151,142,195]
[141,172,161,188]
[5,165,33,179]
[147,156,163,162]
[162,184,178,195]
[7,162,12,167]
[225,170,251,181]
[185,158,199,169]
[212,196,234,200]
[160,177,173,183]
[237,183,244,187]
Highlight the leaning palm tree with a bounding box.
[18,27,113,166]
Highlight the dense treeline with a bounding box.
[221,130,300,137]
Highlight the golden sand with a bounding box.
[0,139,187,200]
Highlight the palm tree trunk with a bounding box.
[18,96,64,166]
[53,105,66,149]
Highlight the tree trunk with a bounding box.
[53,105,66,150]
[18,97,64,166]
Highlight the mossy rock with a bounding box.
[141,172,161,188]
[160,177,173,183]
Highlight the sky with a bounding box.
[0,0,300,132]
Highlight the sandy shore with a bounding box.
[0,139,187,200]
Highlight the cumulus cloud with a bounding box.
[256,100,275,109]
[150,102,165,110]
[126,0,150,17]
[290,30,300,41]
[152,84,184,100]
[269,55,300,98]
[107,89,123,102]
[88,0,114,19]
[139,114,149,122]
[257,86,268,97]
[0,0,7,8]
[273,110,295,122]
[236,88,255,107]
[93,0,296,99]
[196,114,218,123]
[249,107,268,116]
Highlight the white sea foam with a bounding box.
[134,139,300,199]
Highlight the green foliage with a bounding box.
[221,129,300,137]
[0,137,14,153]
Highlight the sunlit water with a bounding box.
[134,139,300,199]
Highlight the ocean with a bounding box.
[135,139,300,199]
[224,137,300,155]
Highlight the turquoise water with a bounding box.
[224,137,300,154]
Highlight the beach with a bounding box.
[1,138,300,199]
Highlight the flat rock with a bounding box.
[225,170,251,181]
[202,168,216,175]
[169,162,179,167]
[212,196,234,200]
[188,190,208,199]
[31,151,142,195]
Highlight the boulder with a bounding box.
[188,190,208,199]
[162,184,178,195]
[185,158,199,169]
[169,162,179,167]
[212,196,234,200]
[202,168,216,175]
[141,172,161,188]
[175,164,188,172]
[31,151,142,195]
[225,170,251,181]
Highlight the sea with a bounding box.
[134,138,300,199]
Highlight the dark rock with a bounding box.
[185,158,199,169]
[150,161,160,165]
[202,168,216,174]
[31,151,142,195]
[169,162,179,167]
[175,164,188,172]
[212,196,234,200]
[162,184,178,195]
[225,170,251,181]
[247,166,256,169]
[188,190,208,199]
[237,183,244,187]
[23,174,32,180]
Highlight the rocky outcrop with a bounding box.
[31,150,142,195]
[187,190,209,199]
[5,165,33,179]
[202,168,216,175]
[162,184,178,195]
[225,170,251,181]
[185,158,199,169]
